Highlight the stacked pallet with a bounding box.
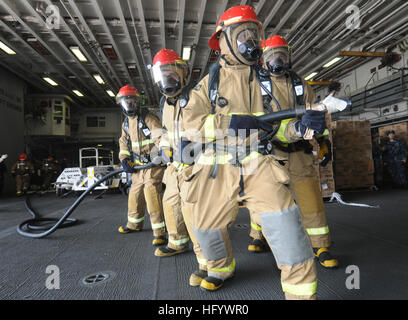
[331,120,374,190]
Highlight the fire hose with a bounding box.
[17,163,154,238]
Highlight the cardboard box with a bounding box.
[331,120,374,190]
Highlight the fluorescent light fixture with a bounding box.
[182,46,192,61]
[106,90,115,97]
[304,72,318,81]
[323,57,342,68]
[43,77,58,86]
[93,74,105,85]
[70,46,87,62]
[0,41,16,55]
[73,90,84,97]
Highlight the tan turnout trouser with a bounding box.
[163,164,208,269]
[183,153,317,300]
[126,166,166,237]
[250,150,331,248]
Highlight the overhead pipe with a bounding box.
[293,0,398,67]
[297,7,408,76]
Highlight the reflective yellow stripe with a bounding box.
[197,153,232,165]
[315,247,329,256]
[251,221,262,231]
[216,16,244,31]
[204,114,216,141]
[281,281,317,296]
[169,237,190,246]
[240,151,261,164]
[322,129,330,136]
[132,139,153,148]
[172,161,190,171]
[197,258,208,266]
[306,226,329,236]
[276,118,293,143]
[227,112,265,116]
[119,150,131,157]
[129,216,145,224]
[152,221,166,229]
[209,258,236,273]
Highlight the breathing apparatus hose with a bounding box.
[17,163,154,239]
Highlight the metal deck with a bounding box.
[1,188,408,300]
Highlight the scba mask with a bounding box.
[224,22,263,65]
[151,62,189,97]
[117,95,142,117]
[264,47,291,76]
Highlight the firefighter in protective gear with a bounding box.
[116,85,167,247]
[11,153,35,196]
[151,49,209,278]
[247,35,338,269]
[40,156,58,191]
[181,5,320,299]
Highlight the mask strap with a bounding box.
[223,29,248,65]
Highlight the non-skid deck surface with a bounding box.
[1,188,407,300]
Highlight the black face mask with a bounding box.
[238,41,262,62]
[158,75,181,97]
[268,57,290,76]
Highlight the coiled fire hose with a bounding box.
[17,164,153,238]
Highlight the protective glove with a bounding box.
[295,110,326,138]
[229,115,273,138]
[0,154,8,163]
[318,138,332,167]
[121,158,136,173]
[160,147,173,163]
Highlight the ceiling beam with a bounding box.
[135,0,159,104]
[177,0,186,56]
[89,0,134,88]
[65,0,122,90]
[268,0,302,37]
[308,81,338,86]
[339,51,389,57]
[55,0,120,93]
[0,2,90,107]
[285,0,323,40]
[189,0,208,79]
[115,0,150,99]
[263,0,284,30]
[20,0,108,106]
[158,0,166,49]
[200,0,229,80]
[255,0,267,15]
[0,55,48,92]
[0,20,74,94]
[26,0,113,105]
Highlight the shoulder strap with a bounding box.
[208,59,222,115]
[289,70,305,106]
[254,64,274,113]
[159,96,166,115]
[179,81,196,108]
[138,110,152,139]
